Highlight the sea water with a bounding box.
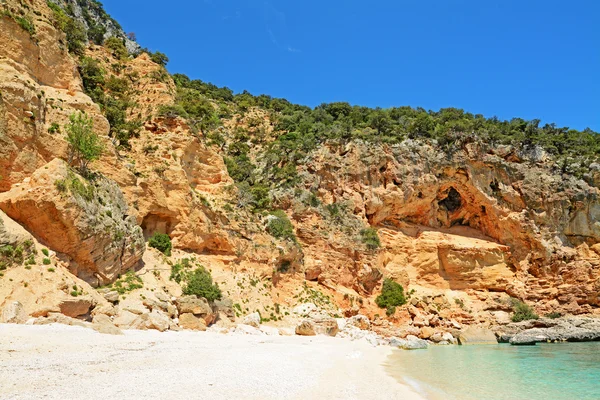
[386,342,600,400]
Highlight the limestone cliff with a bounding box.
[1,0,599,338]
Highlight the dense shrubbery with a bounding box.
[266,210,296,242]
[104,37,128,60]
[78,56,141,149]
[170,258,221,302]
[148,233,172,256]
[171,72,600,179]
[182,267,222,301]
[510,299,539,322]
[376,278,406,316]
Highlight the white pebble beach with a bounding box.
[0,323,424,400]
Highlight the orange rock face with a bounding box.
[1,0,600,331]
[0,159,145,286]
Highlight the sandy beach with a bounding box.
[0,324,423,400]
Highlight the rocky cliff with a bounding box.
[1,0,599,339]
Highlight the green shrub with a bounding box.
[104,37,128,60]
[47,2,85,55]
[48,122,60,134]
[111,270,143,294]
[266,210,295,241]
[15,15,35,36]
[43,258,51,265]
[545,311,562,319]
[182,266,222,302]
[148,51,169,67]
[169,258,191,283]
[47,267,56,272]
[65,112,103,176]
[148,233,172,256]
[510,299,539,322]
[376,278,406,310]
[42,248,49,257]
[360,228,381,250]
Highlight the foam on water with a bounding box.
[386,342,600,400]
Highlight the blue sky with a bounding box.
[102,0,599,131]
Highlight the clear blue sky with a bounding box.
[102,0,599,131]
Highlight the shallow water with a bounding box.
[386,342,600,400]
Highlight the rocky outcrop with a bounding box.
[495,317,600,345]
[48,0,140,53]
[0,159,145,286]
[390,335,428,350]
[457,326,498,345]
[295,318,339,337]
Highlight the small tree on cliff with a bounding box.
[66,112,103,177]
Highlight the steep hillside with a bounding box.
[1,0,599,339]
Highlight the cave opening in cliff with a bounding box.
[439,187,462,212]
[141,213,174,239]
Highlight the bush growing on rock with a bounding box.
[376,278,406,315]
[65,112,103,177]
[149,51,169,67]
[148,233,172,256]
[266,210,296,242]
[47,1,87,55]
[510,299,539,322]
[104,37,128,60]
[182,266,222,302]
[360,228,381,250]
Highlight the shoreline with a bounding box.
[0,323,425,400]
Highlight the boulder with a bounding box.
[122,301,149,315]
[175,296,216,325]
[242,312,261,328]
[391,335,428,350]
[296,318,339,337]
[420,326,435,340]
[175,296,212,315]
[103,291,120,303]
[233,324,263,335]
[347,315,370,330]
[509,334,542,346]
[304,265,322,281]
[59,298,94,318]
[92,314,123,335]
[113,310,140,329]
[179,313,207,331]
[1,301,27,324]
[34,313,90,328]
[458,326,498,345]
[295,320,317,336]
[214,298,235,321]
[31,306,61,318]
[146,310,170,332]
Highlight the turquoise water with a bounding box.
[386,342,600,400]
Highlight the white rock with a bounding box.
[259,325,280,336]
[1,302,26,324]
[242,312,261,328]
[232,324,263,335]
